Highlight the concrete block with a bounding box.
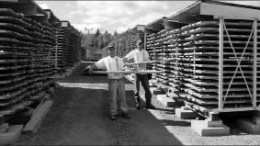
[175,108,197,119]
[152,89,165,95]
[204,119,223,127]
[237,119,260,134]
[191,120,230,136]
[0,123,9,132]
[167,101,184,108]
[157,94,173,107]
[0,125,23,145]
[156,94,183,108]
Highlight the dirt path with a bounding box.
[15,63,182,145]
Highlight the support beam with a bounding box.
[144,31,147,50]
[218,17,224,110]
[253,19,257,107]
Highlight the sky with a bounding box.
[35,1,260,34]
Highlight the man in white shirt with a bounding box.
[123,40,155,110]
[89,46,130,121]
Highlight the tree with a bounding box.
[95,29,101,38]
[103,31,113,47]
[97,34,104,49]
[113,31,118,37]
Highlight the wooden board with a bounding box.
[124,60,158,66]
[94,70,164,74]
[23,100,53,134]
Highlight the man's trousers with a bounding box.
[134,74,152,106]
[108,78,128,116]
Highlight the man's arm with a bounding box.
[89,58,106,74]
[123,50,134,63]
[88,63,98,75]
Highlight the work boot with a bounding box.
[135,96,141,110]
[146,102,156,109]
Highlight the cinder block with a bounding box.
[152,89,165,95]
[0,125,23,145]
[237,119,260,134]
[157,94,172,107]
[204,119,223,127]
[191,120,230,136]
[175,108,197,119]
[156,94,183,108]
[167,101,184,108]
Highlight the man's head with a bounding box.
[108,45,116,57]
[136,40,143,50]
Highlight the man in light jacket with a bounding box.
[123,40,155,110]
[89,46,130,121]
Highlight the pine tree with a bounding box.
[95,29,101,38]
[113,31,118,37]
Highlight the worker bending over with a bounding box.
[123,40,155,109]
[89,46,130,121]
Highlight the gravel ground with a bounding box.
[14,62,260,145]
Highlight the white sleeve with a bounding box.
[124,50,134,60]
[95,58,106,69]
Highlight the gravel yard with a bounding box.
[14,62,260,145]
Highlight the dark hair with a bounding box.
[136,42,143,47]
[138,42,144,45]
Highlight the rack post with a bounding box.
[219,17,224,110]
[253,19,257,107]
[144,31,147,50]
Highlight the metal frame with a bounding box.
[144,31,147,50]
[212,107,260,113]
[218,17,258,112]
[218,17,224,110]
[253,19,258,108]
